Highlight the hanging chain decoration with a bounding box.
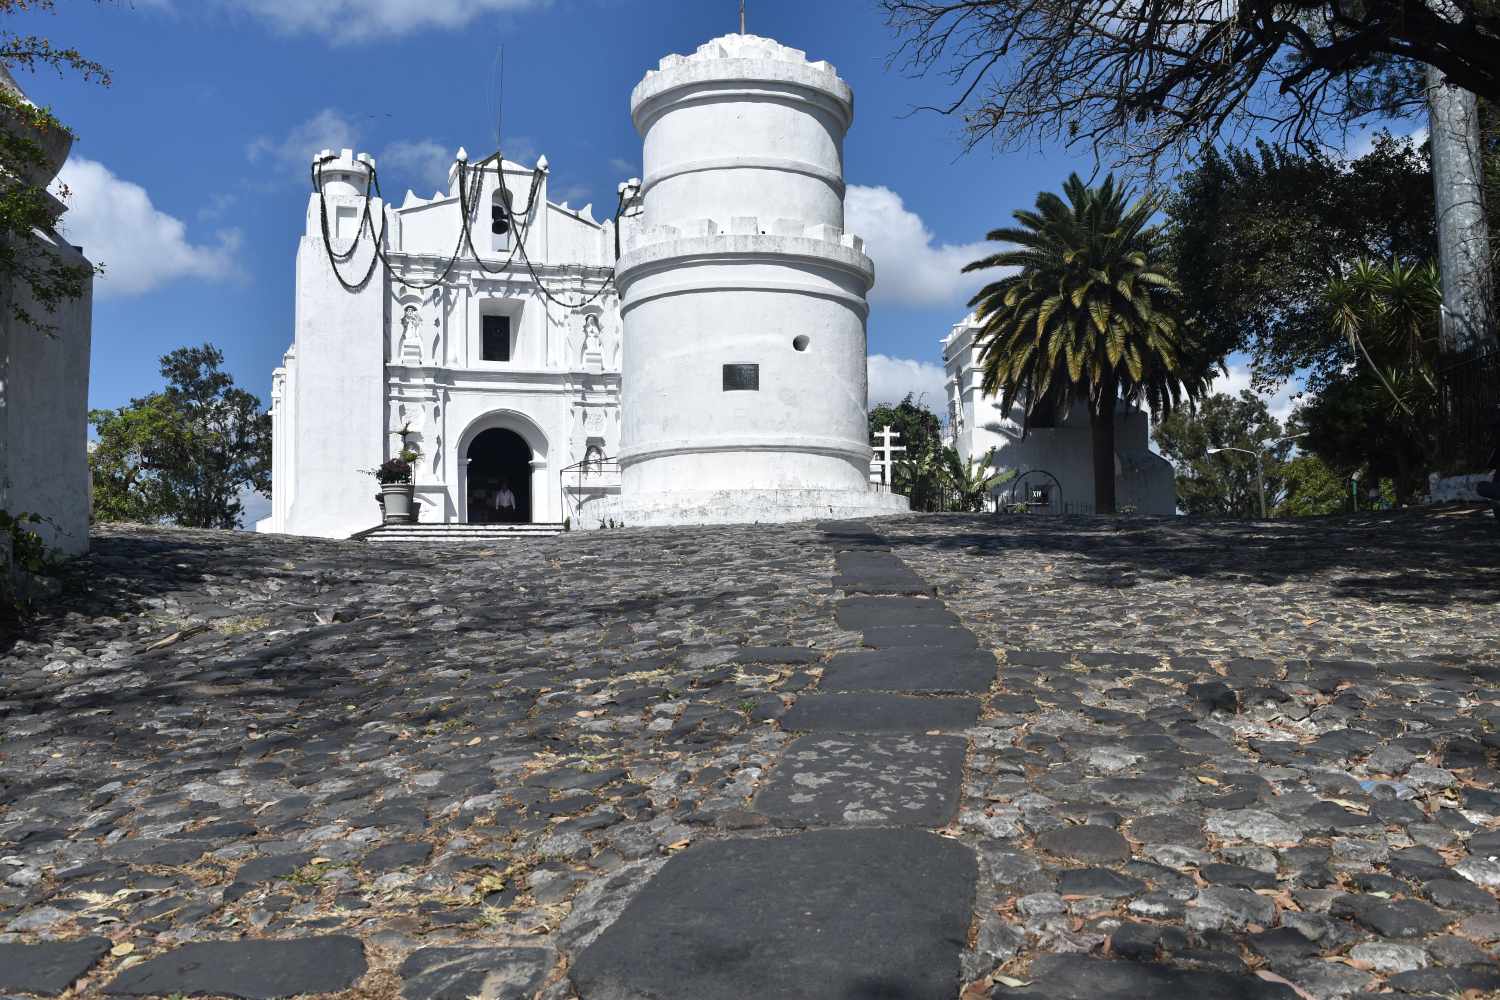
[310,150,636,309]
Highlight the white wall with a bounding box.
[282,155,388,538]
[0,227,93,556]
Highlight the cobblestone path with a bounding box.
[0,509,1498,999]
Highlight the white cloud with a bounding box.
[55,157,242,299]
[378,138,453,193]
[249,111,459,195]
[218,0,544,42]
[845,184,992,308]
[248,108,360,177]
[868,354,948,411]
[1206,363,1304,426]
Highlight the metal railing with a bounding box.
[558,456,621,524]
[1435,348,1500,471]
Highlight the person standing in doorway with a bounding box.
[494,480,517,522]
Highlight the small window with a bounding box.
[491,189,513,251]
[482,315,511,362]
[722,363,759,391]
[335,205,358,240]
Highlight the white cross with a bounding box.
[871,425,904,485]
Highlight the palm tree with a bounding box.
[964,173,1211,513]
[1326,258,1442,419]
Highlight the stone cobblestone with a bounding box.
[0,507,1496,998]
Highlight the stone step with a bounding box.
[354,523,566,542]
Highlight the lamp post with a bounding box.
[1208,434,1307,519]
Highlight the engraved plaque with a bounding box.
[722,363,760,391]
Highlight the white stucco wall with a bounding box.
[0,226,94,557]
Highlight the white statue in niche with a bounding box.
[582,313,604,372]
[399,305,424,365]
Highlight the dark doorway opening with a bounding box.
[466,428,532,523]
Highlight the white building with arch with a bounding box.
[260,32,908,536]
[258,148,625,538]
[942,313,1177,515]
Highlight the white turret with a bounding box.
[616,33,907,524]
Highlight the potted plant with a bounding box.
[374,457,415,522]
[370,428,423,524]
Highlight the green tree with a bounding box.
[1277,453,1351,517]
[1293,258,1444,505]
[882,1,1499,169]
[1153,391,1294,518]
[869,393,947,510]
[1,0,109,331]
[942,446,1011,512]
[965,172,1211,514]
[1166,136,1436,389]
[89,344,271,529]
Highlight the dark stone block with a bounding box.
[1036,825,1131,864]
[820,648,996,694]
[524,767,627,791]
[779,694,981,733]
[1423,878,1499,913]
[570,828,976,1000]
[1386,964,1500,994]
[363,841,433,873]
[397,946,552,1000]
[109,840,211,867]
[990,954,1295,999]
[732,646,822,664]
[1056,868,1146,897]
[1188,681,1239,714]
[834,597,958,630]
[1331,895,1454,938]
[753,734,966,828]
[1202,863,1278,890]
[1246,927,1319,965]
[235,852,314,886]
[832,552,931,596]
[863,626,979,651]
[104,937,367,998]
[0,937,111,996]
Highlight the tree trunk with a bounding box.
[1427,64,1496,354]
[1090,399,1117,515]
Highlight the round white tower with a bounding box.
[617,33,907,525]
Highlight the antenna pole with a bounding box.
[739,0,745,33]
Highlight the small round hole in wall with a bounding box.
[792,335,810,352]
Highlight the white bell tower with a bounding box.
[616,34,908,525]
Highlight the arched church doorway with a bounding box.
[466,428,532,523]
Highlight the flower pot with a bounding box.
[380,483,415,523]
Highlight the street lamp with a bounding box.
[1207,434,1307,519]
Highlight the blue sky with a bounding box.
[37,0,1419,437]
[34,0,1118,420]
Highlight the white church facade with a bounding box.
[260,32,906,538]
[942,313,1177,515]
[258,149,626,538]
